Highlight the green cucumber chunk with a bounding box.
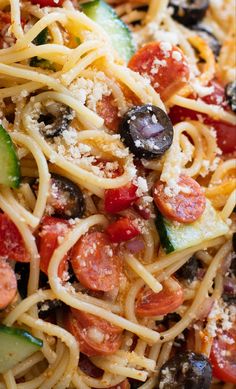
[0,125,20,188]
[0,325,43,374]
[30,27,54,70]
[156,200,229,254]
[81,0,135,63]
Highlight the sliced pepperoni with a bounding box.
[136,277,184,317]
[71,232,122,292]
[39,216,70,279]
[128,41,190,101]
[153,174,206,223]
[0,259,17,309]
[0,213,30,262]
[65,309,123,357]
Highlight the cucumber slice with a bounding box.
[0,325,43,374]
[155,200,229,254]
[0,125,20,188]
[81,0,135,63]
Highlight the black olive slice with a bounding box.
[158,351,212,389]
[120,105,173,160]
[225,82,236,113]
[48,174,85,219]
[38,299,63,319]
[176,255,199,282]
[169,0,209,26]
[39,105,73,138]
[192,26,221,58]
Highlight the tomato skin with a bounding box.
[153,174,206,223]
[136,278,184,317]
[39,216,69,278]
[129,42,190,101]
[0,214,30,262]
[104,184,138,214]
[168,81,236,154]
[30,0,63,7]
[106,217,140,243]
[65,309,123,357]
[71,232,122,292]
[210,328,236,384]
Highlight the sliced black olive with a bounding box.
[39,104,73,138]
[129,379,144,388]
[225,82,236,113]
[158,351,212,389]
[176,255,199,282]
[120,105,173,160]
[48,174,85,219]
[15,263,48,299]
[79,354,103,378]
[169,0,209,26]
[38,299,63,319]
[192,26,221,57]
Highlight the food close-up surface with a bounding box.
[0,0,235,388]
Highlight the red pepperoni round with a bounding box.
[0,259,17,310]
[136,278,184,317]
[108,379,130,389]
[71,232,122,292]
[65,309,122,357]
[153,174,206,223]
[129,41,190,101]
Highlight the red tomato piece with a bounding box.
[96,95,120,132]
[129,41,190,101]
[210,328,236,384]
[71,231,122,292]
[0,213,30,262]
[39,216,69,279]
[0,259,17,310]
[136,277,184,317]
[106,217,140,243]
[153,174,206,223]
[108,379,130,389]
[104,183,138,214]
[168,81,236,154]
[30,0,63,7]
[65,309,123,357]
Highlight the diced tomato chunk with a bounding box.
[153,174,206,223]
[136,277,184,317]
[129,41,190,101]
[104,183,138,214]
[0,213,30,262]
[106,217,140,243]
[168,81,236,154]
[29,0,64,7]
[39,216,69,279]
[71,231,122,291]
[65,309,122,357]
[210,327,236,384]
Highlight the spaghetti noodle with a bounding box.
[0,0,235,388]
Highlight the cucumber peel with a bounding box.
[156,200,229,254]
[0,325,43,374]
[81,0,135,63]
[0,125,20,188]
